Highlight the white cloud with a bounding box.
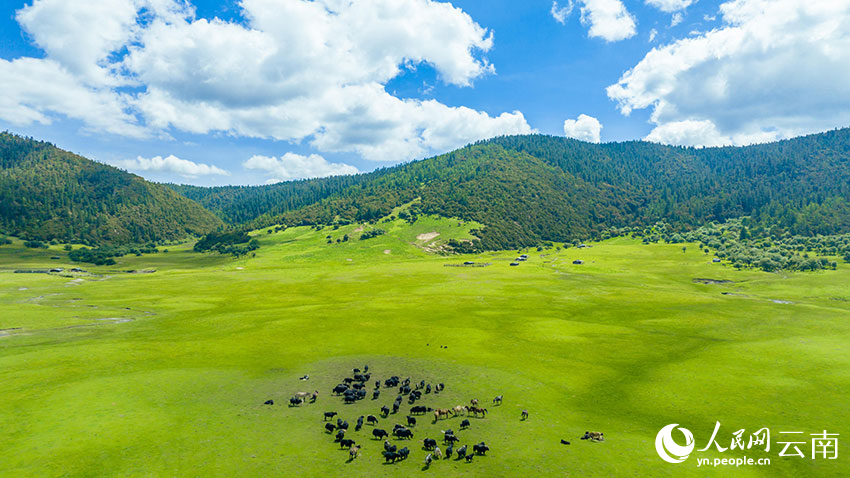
[563,114,603,143]
[670,12,684,27]
[243,153,359,181]
[1,0,531,163]
[551,0,636,42]
[608,0,850,147]
[649,28,658,42]
[117,155,230,177]
[0,58,146,137]
[580,0,637,42]
[645,120,729,146]
[16,0,138,86]
[551,1,574,24]
[646,0,696,13]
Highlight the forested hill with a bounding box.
[0,132,222,245]
[171,128,850,249]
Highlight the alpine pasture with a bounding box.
[1,216,848,477]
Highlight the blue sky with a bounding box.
[1,0,849,186]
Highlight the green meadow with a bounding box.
[1,216,848,477]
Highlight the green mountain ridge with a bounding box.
[0,132,222,245]
[171,128,850,249]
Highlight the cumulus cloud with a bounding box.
[669,12,684,27]
[243,153,359,182]
[563,114,603,143]
[644,120,728,146]
[2,0,532,162]
[551,0,636,42]
[645,0,696,13]
[0,58,146,137]
[608,0,850,147]
[551,1,574,24]
[117,155,230,177]
[580,0,637,42]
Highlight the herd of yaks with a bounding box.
[267,365,603,465]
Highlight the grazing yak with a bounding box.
[383,441,397,453]
[425,384,431,394]
[445,444,453,459]
[392,402,400,414]
[473,442,490,455]
[581,431,605,442]
[406,416,416,427]
[397,447,409,460]
[460,419,471,429]
[456,445,468,459]
[410,405,431,415]
[380,406,390,417]
[335,429,345,442]
[521,409,529,420]
[382,451,400,463]
[355,416,364,431]
[395,428,413,439]
[333,384,349,395]
[289,397,303,407]
[263,399,274,406]
[340,438,355,449]
[465,453,475,463]
[325,423,336,433]
[323,411,338,421]
[424,453,433,466]
[493,395,503,405]
[434,447,442,460]
[366,415,379,425]
[372,390,380,400]
[470,398,479,406]
[336,419,349,430]
[372,428,389,440]
[423,438,437,450]
[348,445,360,460]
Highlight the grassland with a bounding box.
[1,216,848,477]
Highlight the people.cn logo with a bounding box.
[656,424,696,463]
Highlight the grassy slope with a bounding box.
[0,217,848,477]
